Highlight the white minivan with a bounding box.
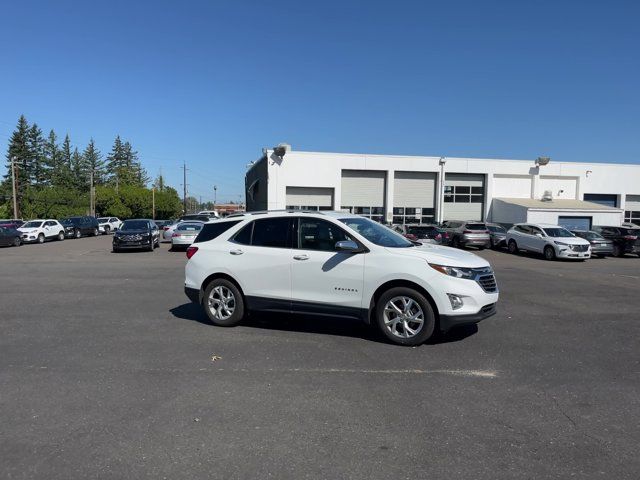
[506,223,591,260]
[184,211,499,346]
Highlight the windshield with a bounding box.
[97,218,109,222]
[22,221,43,228]
[487,225,506,233]
[60,217,79,225]
[339,217,413,248]
[407,226,436,236]
[177,223,203,231]
[120,220,149,230]
[543,227,573,238]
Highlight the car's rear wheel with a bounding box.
[452,237,461,249]
[13,236,21,247]
[508,240,518,254]
[375,287,435,346]
[37,233,45,244]
[203,279,245,327]
[612,244,622,257]
[544,245,556,261]
[57,231,64,241]
[92,227,98,236]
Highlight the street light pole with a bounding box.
[214,185,217,206]
[152,187,156,220]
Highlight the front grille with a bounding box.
[472,267,498,293]
[120,234,142,241]
[570,244,589,252]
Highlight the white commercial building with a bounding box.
[245,145,640,230]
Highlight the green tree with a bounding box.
[3,115,32,217]
[106,135,126,189]
[153,173,165,192]
[71,147,87,192]
[28,123,46,185]
[95,185,131,218]
[43,130,70,188]
[83,138,105,186]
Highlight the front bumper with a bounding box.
[556,247,590,259]
[113,237,152,249]
[440,303,497,332]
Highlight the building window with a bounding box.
[341,206,384,223]
[392,207,435,225]
[286,205,332,211]
[444,185,483,204]
[625,211,640,226]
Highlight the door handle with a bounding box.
[293,254,309,261]
[230,249,244,255]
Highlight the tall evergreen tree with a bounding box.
[3,115,31,216]
[82,138,105,186]
[43,130,69,188]
[71,147,86,192]
[106,135,126,189]
[28,123,46,185]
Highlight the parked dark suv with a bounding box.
[112,219,160,252]
[60,216,100,238]
[592,226,640,257]
[441,220,491,249]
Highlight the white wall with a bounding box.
[538,176,578,199]
[490,199,528,224]
[526,210,623,226]
[493,175,532,198]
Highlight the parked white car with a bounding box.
[198,210,220,218]
[98,217,122,234]
[506,223,591,260]
[184,211,499,346]
[18,219,65,244]
[171,221,204,249]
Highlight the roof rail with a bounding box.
[227,209,327,218]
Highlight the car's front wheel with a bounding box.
[37,233,45,244]
[104,226,110,235]
[544,245,556,261]
[375,287,435,346]
[13,236,21,247]
[75,229,81,239]
[203,279,245,327]
[57,231,64,241]
[508,240,518,254]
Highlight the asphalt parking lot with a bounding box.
[1,236,639,479]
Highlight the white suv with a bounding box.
[18,219,65,243]
[506,223,591,260]
[98,217,122,234]
[184,211,499,346]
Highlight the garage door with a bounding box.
[285,187,334,210]
[558,216,592,230]
[443,173,485,221]
[584,194,617,207]
[393,172,436,224]
[341,170,386,222]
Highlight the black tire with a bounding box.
[508,240,518,254]
[544,245,556,261]
[104,226,110,235]
[147,241,154,252]
[37,233,45,244]
[75,229,81,239]
[57,231,64,241]
[612,244,622,257]
[489,238,495,249]
[13,236,21,247]
[374,287,435,346]
[92,227,98,236]
[477,246,485,251]
[202,278,245,327]
[112,247,119,253]
[452,236,461,249]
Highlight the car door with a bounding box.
[290,217,365,316]
[0,227,8,246]
[528,226,545,252]
[226,217,293,308]
[43,221,55,238]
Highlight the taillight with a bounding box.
[624,235,637,240]
[163,226,169,230]
[186,246,198,259]
[172,232,180,237]
[435,233,442,240]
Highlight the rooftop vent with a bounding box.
[541,190,553,202]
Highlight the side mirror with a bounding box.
[535,233,543,238]
[335,240,360,253]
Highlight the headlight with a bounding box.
[554,241,568,246]
[429,264,476,279]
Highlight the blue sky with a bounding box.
[1,0,638,202]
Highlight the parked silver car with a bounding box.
[441,220,491,249]
[487,223,507,249]
[170,222,204,250]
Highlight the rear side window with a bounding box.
[194,221,242,244]
[251,218,291,248]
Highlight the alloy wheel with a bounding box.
[383,296,424,339]
[207,285,236,320]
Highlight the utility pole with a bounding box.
[182,162,188,214]
[214,185,217,207]
[11,157,19,219]
[152,187,156,220]
[199,195,202,212]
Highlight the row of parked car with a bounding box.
[393,220,640,260]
